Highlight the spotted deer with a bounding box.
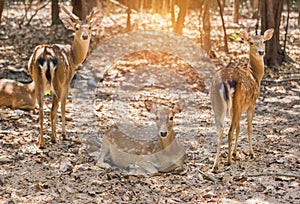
[28,6,102,148]
[210,29,274,172]
[97,101,186,175]
[0,79,36,110]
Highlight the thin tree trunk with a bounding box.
[298,0,300,27]
[261,0,287,67]
[233,0,239,24]
[0,0,4,24]
[174,0,189,34]
[51,0,61,25]
[217,0,228,53]
[252,0,259,19]
[202,0,211,53]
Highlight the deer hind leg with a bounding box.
[212,126,224,173]
[227,112,241,165]
[61,88,69,140]
[50,93,59,143]
[247,108,255,158]
[232,120,240,158]
[37,89,45,148]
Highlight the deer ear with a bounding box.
[86,8,103,30]
[172,101,184,114]
[61,18,75,30]
[263,28,274,41]
[240,30,250,42]
[144,100,157,113]
[60,5,80,31]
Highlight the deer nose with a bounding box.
[258,50,265,55]
[160,131,167,137]
[82,33,89,40]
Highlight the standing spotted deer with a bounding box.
[28,6,102,148]
[97,101,186,175]
[210,29,274,172]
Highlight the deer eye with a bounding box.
[169,116,173,120]
[88,26,92,30]
[250,42,254,45]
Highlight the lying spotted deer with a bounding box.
[0,79,36,110]
[28,6,102,148]
[97,101,186,175]
[210,29,274,172]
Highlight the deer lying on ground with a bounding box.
[210,29,274,173]
[97,101,186,175]
[28,6,102,148]
[0,79,36,110]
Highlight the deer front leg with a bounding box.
[247,108,255,158]
[50,94,59,143]
[97,137,111,169]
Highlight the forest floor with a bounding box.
[0,3,300,204]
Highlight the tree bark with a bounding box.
[260,0,287,67]
[297,0,300,27]
[0,0,4,24]
[252,0,259,19]
[173,0,189,34]
[51,0,61,25]
[72,0,84,19]
[233,0,239,23]
[202,0,211,53]
[72,0,98,20]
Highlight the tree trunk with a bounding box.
[261,0,286,67]
[202,0,211,53]
[297,0,300,27]
[252,0,259,19]
[51,0,61,25]
[72,0,98,20]
[0,0,4,24]
[233,0,239,24]
[72,0,84,19]
[126,0,133,31]
[173,0,189,34]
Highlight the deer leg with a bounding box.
[232,121,240,158]
[247,108,255,158]
[38,96,44,148]
[50,94,59,143]
[61,88,68,140]
[212,127,224,173]
[97,137,111,169]
[36,83,45,149]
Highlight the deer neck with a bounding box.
[249,53,265,86]
[71,37,90,68]
[161,129,175,148]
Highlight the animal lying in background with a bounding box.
[0,79,36,110]
[97,100,186,175]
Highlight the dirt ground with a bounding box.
[0,3,300,204]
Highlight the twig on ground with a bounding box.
[248,172,300,179]
[198,169,218,183]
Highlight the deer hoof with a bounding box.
[250,153,255,159]
[38,143,45,149]
[212,166,218,173]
